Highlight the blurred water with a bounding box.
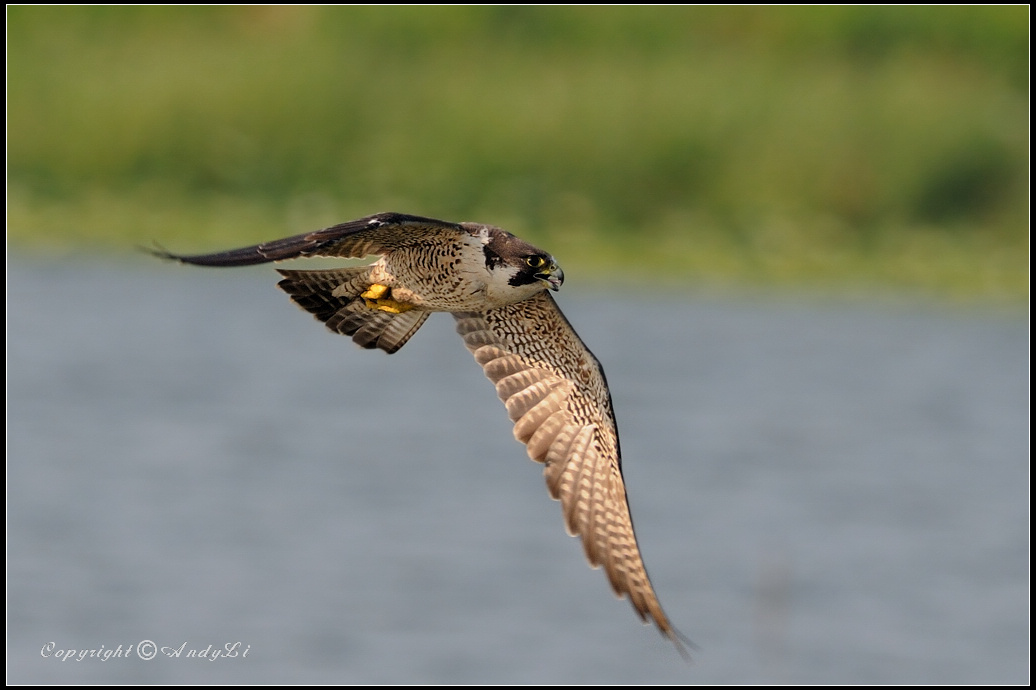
[7,256,1028,683]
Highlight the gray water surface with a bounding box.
[7,256,1028,683]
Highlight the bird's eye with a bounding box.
[526,256,546,268]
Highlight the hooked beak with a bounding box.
[536,262,564,292]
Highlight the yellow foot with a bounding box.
[369,299,414,314]
[361,284,390,300]
[361,284,414,314]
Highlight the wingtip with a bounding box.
[642,602,696,661]
[665,625,698,662]
[140,241,180,262]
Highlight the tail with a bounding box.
[276,267,429,354]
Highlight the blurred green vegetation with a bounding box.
[7,6,1029,300]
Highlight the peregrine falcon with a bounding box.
[153,212,687,654]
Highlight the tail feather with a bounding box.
[276,268,429,354]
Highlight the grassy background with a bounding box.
[7,6,1029,300]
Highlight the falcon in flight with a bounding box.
[154,212,686,654]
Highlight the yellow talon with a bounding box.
[372,299,413,314]
[360,284,413,314]
[361,284,390,300]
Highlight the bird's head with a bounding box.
[476,226,565,300]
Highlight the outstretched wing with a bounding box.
[148,212,465,266]
[454,292,686,653]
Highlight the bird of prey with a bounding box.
[153,212,687,654]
